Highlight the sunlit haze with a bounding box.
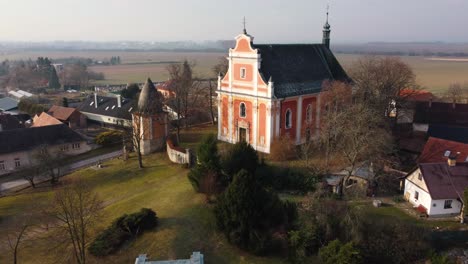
[1,0,468,43]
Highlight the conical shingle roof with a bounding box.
[137,78,162,114]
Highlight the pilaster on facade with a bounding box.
[228,96,234,143]
[252,100,258,148]
[296,96,303,144]
[217,95,222,140]
[315,94,321,139]
[275,101,281,137]
[266,102,273,153]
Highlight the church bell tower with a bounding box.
[322,7,331,49]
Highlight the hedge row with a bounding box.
[88,208,158,256]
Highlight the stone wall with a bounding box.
[166,139,190,165]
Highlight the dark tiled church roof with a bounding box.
[78,95,134,120]
[254,44,350,98]
[0,124,84,154]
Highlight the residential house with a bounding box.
[8,90,33,100]
[413,101,468,133]
[0,124,91,176]
[0,97,19,113]
[78,93,133,127]
[427,124,468,144]
[31,112,63,127]
[47,105,87,128]
[419,137,468,163]
[217,14,350,153]
[403,158,467,217]
[156,80,176,99]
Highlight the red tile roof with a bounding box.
[399,89,435,102]
[32,112,62,127]
[419,162,468,200]
[419,137,468,163]
[48,105,77,121]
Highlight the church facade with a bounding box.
[217,15,350,153]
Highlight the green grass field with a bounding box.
[2,50,468,94]
[0,125,287,264]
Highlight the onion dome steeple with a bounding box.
[322,6,331,49]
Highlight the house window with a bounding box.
[306,128,311,142]
[0,161,4,170]
[72,143,81,149]
[240,68,246,79]
[414,191,419,201]
[418,173,422,180]
[14,158,21,168]
[239,103,246,118]
[285,109,292,129]
[444,150,451,157]
[61,145,69,152]
[306,104,312,124]
[444,200,452,209]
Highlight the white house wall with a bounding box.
[81,112,132,127]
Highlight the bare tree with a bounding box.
[336,103,393,189]
[349,56,417,121]
[18,165,41,188]
[33,144,66,184]
[319,81,353,169]
[446,82,463,103]
[44,178,102,264]
[166,60,202,142]
[2,197,43,264]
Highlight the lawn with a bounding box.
[0,125,287,264]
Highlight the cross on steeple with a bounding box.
[243,16,247,34]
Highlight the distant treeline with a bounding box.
[334,50,468,57]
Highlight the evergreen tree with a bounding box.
[222,141,259,177]
[62,97,69,107]
[49,67,61,89]
[120,83,140,99]
[214,169,296,254]
[188,134,222,194]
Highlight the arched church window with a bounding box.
[240,102,246,118]
[285,109,292,129]
[306,104,312,124]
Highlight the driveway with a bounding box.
[0,150,122,193]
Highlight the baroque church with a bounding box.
[217,13,350,153]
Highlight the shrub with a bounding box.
[351,217,430,264]
[89,208,158,256]
[255,165,317,194]
[319,239,362,264]
[95,130,123,146]
[269,135,296,161]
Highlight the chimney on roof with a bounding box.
[94,92,98,109]
[117,95,122,108]
[448,152,459,167]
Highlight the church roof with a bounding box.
[138,78,163,114]
[253,44,350,98]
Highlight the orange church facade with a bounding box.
[217,25,349,153]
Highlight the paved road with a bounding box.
[0,150,122,193]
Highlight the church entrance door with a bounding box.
[239,128,247,142]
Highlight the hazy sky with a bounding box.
[1,0,467,43]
